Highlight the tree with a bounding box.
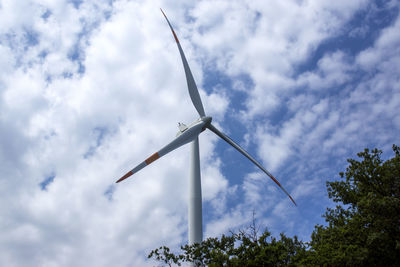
[148,215,307,266]
[307,145,400,266]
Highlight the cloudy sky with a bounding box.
[1,0,399,266]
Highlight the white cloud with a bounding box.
[0,1,225,266]
[298,51,352,90]
[190,0,369,117]
[356,13,400,72]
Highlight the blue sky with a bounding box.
[1,0,399,266]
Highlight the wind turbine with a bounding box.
[116,9,296,246]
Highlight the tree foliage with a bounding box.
[148,145,400,266]
[148,226,307,266]
[307,145,400,266]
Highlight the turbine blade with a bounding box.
[160,8,206,117]
[116,123,201,183]
[116,152,159,183]
[207,123,297,206]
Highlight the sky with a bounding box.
[0,0,399,266]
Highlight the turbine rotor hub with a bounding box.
[200,116,212,132]
[201,116,212,126]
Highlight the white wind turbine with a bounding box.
[116,9,296,246]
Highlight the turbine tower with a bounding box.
[116,9,296,246]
